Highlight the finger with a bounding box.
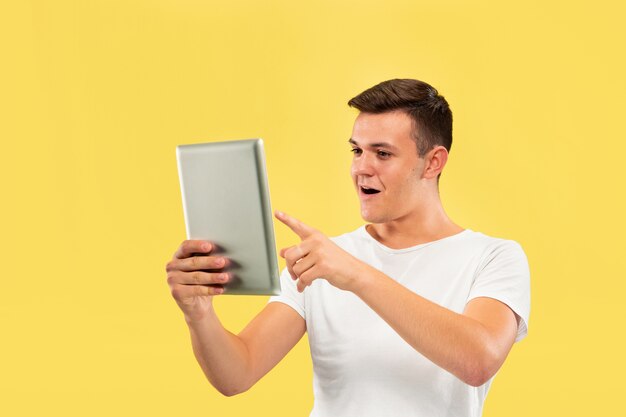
[298,267,318,288]
[172,283,225,299]
[283,245,306,265]
[196,284,225,296]
[293,254,315,278]
[285,259,297,281]
[178,255,229,272]
[297,278,307,293]
[279,246,296,259]
[174,240,213,259]
[283,247,307,280]
[288,268,297,281]
[275,211,316,239]
[168,270,230,286]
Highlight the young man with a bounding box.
[165,79,530,417]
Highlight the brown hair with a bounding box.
[347,79,453,163]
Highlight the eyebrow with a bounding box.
[348,138,399,151]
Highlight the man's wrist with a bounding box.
[183,305,216,327]
[346,259,378,294]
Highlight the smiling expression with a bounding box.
[350,110,429,224]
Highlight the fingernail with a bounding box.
[215,258,224,267]
[276,211,284,217]
[215,288,224,295]
[202,243,211,251]
[220,273,229,282]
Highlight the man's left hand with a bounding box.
[275,211,366,293]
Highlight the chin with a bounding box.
[360,208,388,224]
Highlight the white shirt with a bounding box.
[269,226,530,417]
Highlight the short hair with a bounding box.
[347,79,453,163]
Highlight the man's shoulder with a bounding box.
[464,230,528,270]
[469,229,525,251]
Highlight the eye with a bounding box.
[377,150,391,158]
[350,148,362,155]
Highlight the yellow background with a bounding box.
[2,0,625,415]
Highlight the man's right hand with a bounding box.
[166,242,306,396]
[166,240,231,322]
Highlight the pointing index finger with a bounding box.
[275,211,314,239]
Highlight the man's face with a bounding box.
[350,110,426,224]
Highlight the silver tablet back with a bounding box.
[176,139,280,295]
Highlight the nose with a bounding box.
[351,152,375,177]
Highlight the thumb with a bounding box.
[279,246,296,258]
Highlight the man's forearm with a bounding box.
[350,265,503,387]
[185,307,252,396]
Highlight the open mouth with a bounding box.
[360,186,381,195]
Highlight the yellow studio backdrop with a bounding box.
[1,0,624,415]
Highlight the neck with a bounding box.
[366,193,464,250]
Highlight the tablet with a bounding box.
[176,139,280,295]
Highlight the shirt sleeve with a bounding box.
[267,267,306,319]
[467,240,531,342]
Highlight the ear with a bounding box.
[423,146,449,180]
